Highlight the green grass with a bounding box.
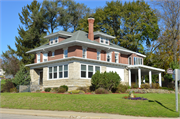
[1,93,179,117]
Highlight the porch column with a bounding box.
[138,68,141,88]
[159,73,162,87]
[129,69,131,87]
[149,70,152,87]
[135,74,137,85]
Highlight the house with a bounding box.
[26,17,165,90]
[0,59,5,76]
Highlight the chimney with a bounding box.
[88,17,95,41]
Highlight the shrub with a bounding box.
[45,88,51,92]
[95,88,108,94]
[115,83,128,93]
[50,87,58,93]
[151,83,160,89]
[68,90,85,94]
[10,87,18,93]
[60,85,68,91]
[77,87,88,93]
[58,87,66,93]
[36,90,41,92]
[131,83,138,89]
[141,84,150,89]
[89,85,96,91]
[1,79,15,92]
[91,71,120,91]
[160,87,174,91]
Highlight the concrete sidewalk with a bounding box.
[0,108,179,119]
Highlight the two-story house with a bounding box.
[26,17,165,90]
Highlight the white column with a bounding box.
[149,70,152,87]
[129,69,131,87]
[135,74,137,85]
[138,68,141,88]
[159,73,162,87]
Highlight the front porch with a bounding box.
[128,65,165,88]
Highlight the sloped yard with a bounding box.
[1,93,179,117]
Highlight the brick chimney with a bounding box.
[88,17,95,41]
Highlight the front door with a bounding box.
[39,72,43,85]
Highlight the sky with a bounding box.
[0,0,151,56]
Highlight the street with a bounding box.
[0,113,70,119]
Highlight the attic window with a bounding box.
[106,39,108,44]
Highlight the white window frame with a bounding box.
[128,56,132,65]
[97,51,101,61]
[100,37,109,45]
[105,39,109,44]
[82,48,87,58]
[63,48,68,58]
[80,63,101,79]
[37,53,40,63]
[55,37,58,43]
[134,57,142,65]
[43,53,48,62]
[52,51,55,57]
[48,64,69,80]
[115,53,119,63]
[100,37,104,43]
[107,52,112,62]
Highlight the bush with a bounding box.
[115,83,128,93]
[141,84,150,89]
[1,79,15,92]
[91,71,120,91]
[58,87,66,93]
[68,90,85,94]
[77,87,88,93]
[60,85,68,91]
[89,85,96,91]
[50,87,58,93]
[95,88,108,94]
[36,90,41,92]
[45,88,51,92]
[160,87,174,91]
[151,83,160,89]
[10,87,18,93]
[131,83,138,89]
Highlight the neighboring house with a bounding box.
[0,59,5,76]
[26,17,165,90]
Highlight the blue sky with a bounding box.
[0,0,150,56]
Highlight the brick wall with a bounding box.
[120,54,128,64]
[87,48,97,60]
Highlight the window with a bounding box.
[54,66,57,78]
[59,66,62,78]
[95,66,100,72]
[88,66,93,78]
[81,65,86,78]
[37,54,40,63]
[107,52,111,62]
[55,37,58,43]
[64,65,68,78]
[106,39,108,44]
[101,38,104,43]
[81,64,101,78]
[134,57,142,65]
[49,65,68,79]
[64,49,68,58]
[49,67,52,79]
[97,51,100,60]
[52,52,54,57]
[128,57,132,65]
[82,49,86,58]
[43,53,48,62]
[115,53,118,63]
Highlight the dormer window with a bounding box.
[55,37,58,43]
[101,38,104,43]
[106,39,109,44]
[50,39,53,45]
[134,57,142,65]
[100,37,109,45]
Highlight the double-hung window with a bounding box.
[97,51,100,60]
[95,66,100,72]
[52,52,55,57]
[115,53,118,63]
[49,65,68,79]
[88,66,93,78]
[37,54,40,63]
[64,65,68,78]
[134,57,142,65]
[82,49,86,58]
[107,52,111,62]
[54,66,57,78]
[49,67,53,79]
[43,53,48,62]
[81,65,86,78]
[59,66,63,78]
[128,57,132,65]
[64,49,68,58]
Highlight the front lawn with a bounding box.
[1,93,179,117]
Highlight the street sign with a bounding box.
[167,68,173,74]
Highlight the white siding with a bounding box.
[106,67,124,81]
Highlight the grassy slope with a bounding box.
[1,93,179,117]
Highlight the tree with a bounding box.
[13,64,31,87]
[77,0,159,53]
[8,0,48,65]
[1,51,20,77]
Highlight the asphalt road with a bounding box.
[0,113,70,119]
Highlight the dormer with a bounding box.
[94,31,115,45]
[44,31,73,45]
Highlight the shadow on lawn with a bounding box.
[148,100,175,112]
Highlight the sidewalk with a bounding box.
[0,108,179,119]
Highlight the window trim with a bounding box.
[48,64,69,80]
[107,52,112,62]
[37,53,40,63]
[97,51,101,61]
[52,51,55,57]
[134,57,142,65]
[80,63,101,79]
[82,48,87,58]
[43,53,48,62]
[128,56,132,65]
[115,53,119,63]
[63,49,68,58]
